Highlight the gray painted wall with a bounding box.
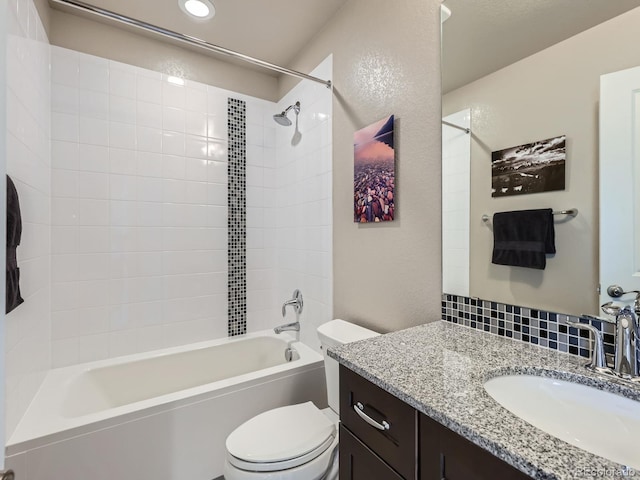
[281,0,443,333]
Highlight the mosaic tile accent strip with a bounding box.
[442,293,616,359]
[228,98,247,336]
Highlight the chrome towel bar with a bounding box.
[481,208,578,223]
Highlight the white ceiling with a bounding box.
[58,0,348,71]
[442,0,640,93]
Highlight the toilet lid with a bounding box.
[226,402,336,464]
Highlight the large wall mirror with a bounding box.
[441,0,640,317]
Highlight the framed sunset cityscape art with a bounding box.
[353,114,395,223]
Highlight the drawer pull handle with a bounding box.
[353,402,390,431]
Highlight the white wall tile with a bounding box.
[51,112,78,142]
[52,140,79,171]
[207,114,227,140]
[79,117,109,146]
[185,135,207,160]
[137,202,163,227]
[163,106,185,133]
[109,68,136,99]
[110,95,136,124]
[109,174,138,201]
[79,90,109,120]
[78,334,109,363]
[78,199,109,226]
[162,132,185,156]
[52,84,78,114]
[137,101,162,129]
[52,226,78,254]
[75,307,109,337]
[78,227,110,253]
[51,310,79,340]
[137,75,162,104]
[162,154,186,179]
[186,87,207,112]
[109,122,136,150]
[52,169,78,198]
[52,50,78,87]
[110,200,137,226]
[137,126,163,154]
[52,338,80,368]
[185,111,207,137]
[78,144,109,173]
[137,152,164,178]
[5,3,51,435]
[207,160,227,184]
[78,60,109,93]
[46,48,336,372]
[52,197,78,225]
[78,172,109,199]
[207,139,227,162]
[162,81,186,108]
[137,177,163,202]
[185,158,208,182]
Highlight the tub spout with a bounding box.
[274,321,300,334]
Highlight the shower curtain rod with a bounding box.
[50,0,333,89]
[442,120,470,134]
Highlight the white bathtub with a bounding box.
[6,331,326,480]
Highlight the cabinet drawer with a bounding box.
[340,365,417,480]
[420,414,530,480]
[340,424,404,480]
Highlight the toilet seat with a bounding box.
[226,402,336,472]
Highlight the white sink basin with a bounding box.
[484,375,640,469]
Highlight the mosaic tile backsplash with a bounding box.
[442,294,616,359]
[228,98,247,336]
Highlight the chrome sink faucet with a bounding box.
[574,287,640,381]
[601,303,639,378]
[274,289,303,334]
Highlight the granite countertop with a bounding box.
[328,320,640,480]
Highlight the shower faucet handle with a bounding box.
[281,289,303,317]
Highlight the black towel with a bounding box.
[492,208,555,270]
[6,175,23,313]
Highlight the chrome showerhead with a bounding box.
[273,113,292,126]
[273,101,300,126]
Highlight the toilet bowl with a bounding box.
[223,319,379,480]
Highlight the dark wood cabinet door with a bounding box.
[340,424,405,480]
[420,414,531,480]
[340,365,417,480]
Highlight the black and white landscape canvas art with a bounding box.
[491,135,566,197]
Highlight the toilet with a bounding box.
[223,319,379,480]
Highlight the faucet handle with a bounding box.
[281,290,304,317]
[601,301,621,317]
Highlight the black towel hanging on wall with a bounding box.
[492,208,555,270]
[6,175,24,313]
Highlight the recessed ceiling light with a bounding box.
[178,0,215,20]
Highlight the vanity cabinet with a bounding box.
[419,414,530,480]
[339,425,404,480]
[339,365,531,480]
[339,365,417,480]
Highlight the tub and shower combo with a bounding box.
[6,331,326,479]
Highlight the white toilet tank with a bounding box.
[317,319,379,415]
